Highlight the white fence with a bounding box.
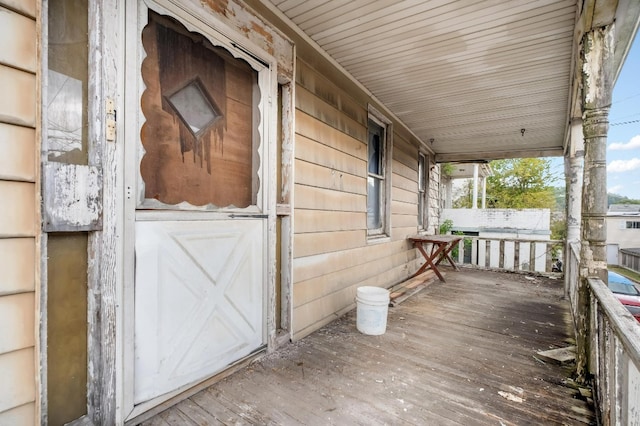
[453,237,563,273]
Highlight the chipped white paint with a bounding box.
[630,360,640,425]
[43,163,102,231]
[587,277,640,425]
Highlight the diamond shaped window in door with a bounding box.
[140,12,260,208]
[166,79,222,137]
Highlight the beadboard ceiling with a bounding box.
[263,0,636,162]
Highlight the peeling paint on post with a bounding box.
[43,163,102,232]
[565,121,584,299]
[577,25,614,382]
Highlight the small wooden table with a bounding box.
[408,235,463,282]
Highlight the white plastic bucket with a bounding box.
[356,286,390,335]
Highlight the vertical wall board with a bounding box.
[47,233,88,426]
[43,163,102,232]
[0,65,36,127]
[0,181,35,237]
[0,124,36,182]
[0,7,37,72]
[0,0,36,18]
[0,238,35,295]
[0,348,35,413]
[0,293,35,355]
[0,402,35,425]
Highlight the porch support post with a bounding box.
[566,120,584,244]
[481,175,487,209]
[577,24,614,382]
[565,119,584,298]
[444,178,453,209]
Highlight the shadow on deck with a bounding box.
[142,269,595,425]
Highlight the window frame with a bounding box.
[418,152,429,231]
[626,221,640,229]
[366,106,392,239]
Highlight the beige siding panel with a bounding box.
[293,250,413,307]
[295,184,365,212]
[393,145,419,170]
[392,159,418,182]
[295,111,366,159]
[0,402,35,425]
[294,210,364,234]
[393,135,418,158]
[0,8,36,72]
[296,134,366,177]
[392,213,418,228]
[0,181,35,237]
[0,347,35,413]
[0,1,36,18]
[391,200,416,216]
[293,239,411,283]
[392,173,418,192]
[0,293,34,355]
[0,124,35,182]
[296,86,366,141]
[293,262,411,337]
[0,239,34,295]
[393,186,417,204]
[296,59,367,126]
[0,65,35,127]
[294,230,365,258]
[392,226,419,241]
[294,159,366,195]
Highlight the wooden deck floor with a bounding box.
[141,268,594,425]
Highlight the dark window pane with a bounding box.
[368,120,383,175]
[367,176,381,229]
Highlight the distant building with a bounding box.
[606,204,640,264]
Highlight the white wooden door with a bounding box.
[134,220,264,403]
[126,7,273,408]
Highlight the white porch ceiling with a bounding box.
[267,0,579,162]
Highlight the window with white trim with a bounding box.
[626,221,640,229]
[367,109,391,238]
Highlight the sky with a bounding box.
[549,32,640,198]
[604,32,640,199]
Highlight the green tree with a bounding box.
[485,158,556,209]
[608,193,640,206]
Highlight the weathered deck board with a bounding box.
[141,269,594,425]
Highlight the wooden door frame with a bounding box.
[81,0,295,424]
[120,0,279,421]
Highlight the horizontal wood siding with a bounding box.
[292,57,424,338]
[0,3,38,424]
[239,0,439,339]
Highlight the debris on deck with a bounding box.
[536,346,576,365]
[142,269,595,426]
[388,270,436,306]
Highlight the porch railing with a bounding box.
[566,242,640,424]
[453,237,564,274]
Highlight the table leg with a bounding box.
[414,242,448,282]
[435,241,461,271]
